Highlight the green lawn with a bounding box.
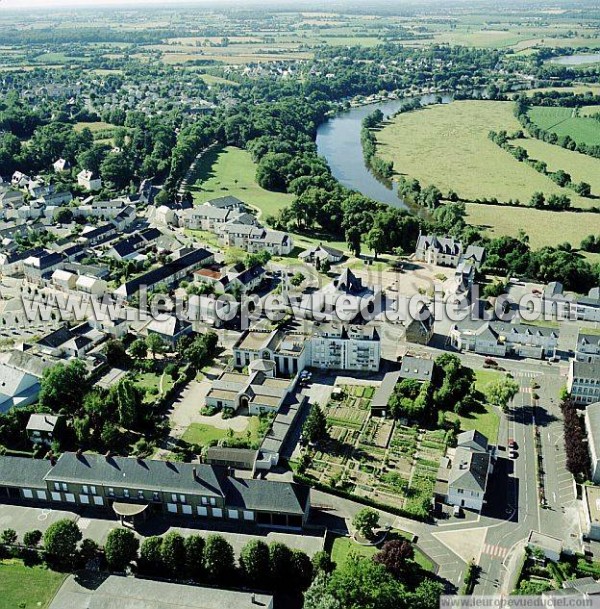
[182,416,261,446]
[376,100,592,209]
[187,145,294,217]
[446,370,502,444]
[74,121,116,133]
[198,73,240,87]
[528,106,600,146]
[330,531,434,572]
[0,560,66,609]
[465,203,600,250]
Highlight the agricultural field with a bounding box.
[376,101,594,209]
[527,106,600,146]
[515,137,600,196]
[304,384,447,518]
[465,203,600,250]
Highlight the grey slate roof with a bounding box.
[223,477,309,515]
[0,456,52,489]
[448,447,490,492]
[46,452,226,498]
[400,356,434,382]
[371,371,401,411]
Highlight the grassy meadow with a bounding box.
[465,203,600,249]
[375,101,593,208]
[188,145,294,217]
[515,137,600,196]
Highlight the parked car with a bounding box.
[508,438,517,449]
[509,450,518,459]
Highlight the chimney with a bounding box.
[76,449,82,459]
[104,450,111,459]
[192,467,197,480]
[50,456,56,466]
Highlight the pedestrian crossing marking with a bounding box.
[482,543,508,559]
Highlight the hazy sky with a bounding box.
[0,0,211,7]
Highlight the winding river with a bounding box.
[316,93,453,209]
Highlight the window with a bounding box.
[65,493,75,503]
[212,507,223,518]
[228,509,239,520]
[80,495,90,504]
[36,490,47,501]
[82,485,89,494]
[90,486,96,495]
[51,492,61,501]
[138,490,144,500]
[243,510,254,521]
[93,496,104,506]
[171,493,177,503]
[209,497,216,506]
[201,497,208,505]
[182,504,192,515]
[197,506,208,517]
[61,483,68,491]
[123,489,130,499]
[108,488,115,497]
[54,482,60,491]
[152,492,160,501]
[23,489,33,499]
[179,494,186,504]
[167,503,177,513]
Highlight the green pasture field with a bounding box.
[527,106,600,146]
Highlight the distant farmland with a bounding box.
[375,100,595,208]
[527,106,600,146]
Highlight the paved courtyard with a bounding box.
[0,502,324,556]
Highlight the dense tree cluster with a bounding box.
[562,396,591,480]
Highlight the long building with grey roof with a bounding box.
[0,452,310,528]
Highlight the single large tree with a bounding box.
[139,536,163,575]
[303,404,329,445]
[104,527,139,571]
[373,539,414,580]
[269,542,293,591]
[204,534,235,584]
[240,540,270,587]
[43,519,82,568]
[161,531,186,577]
[352,508,380,540]
[184,534,205,581]
[39,359,88,414]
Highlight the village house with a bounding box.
[575,332,600,363]
[26,414,61,446]
[23,250,65,285]
[218,223,293,256]
[146,316,194,348]
[298,244,344,266]
[568,360,600,406]
[77,170,102,192]
[206,366,292,415]
[440,430,494,513]
[449,320,559,359]
[415,234,462,267]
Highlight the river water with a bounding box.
[315,93,453,209]
[549,53,600,66]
